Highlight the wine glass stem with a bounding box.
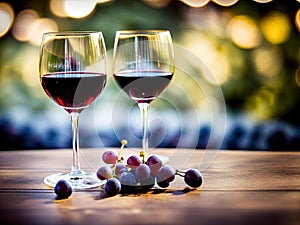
[138,103,149,151]
[70,112,81,175]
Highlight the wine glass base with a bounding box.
[44,170,103,190]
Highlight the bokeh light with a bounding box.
[142,0,172,8]
[12,10,39,42]
[206,52,230,85]
[261,11,291,45]
[50,0,68,18]
[64,0,97,19]
[295,66,300,87]
[212,0,239,7]
[12,10,58,46]
[50,0,111,18]
[97,0,112,3]
[299,46,300,63]
[252,0,273,3]
[295,8,300,32]
[28,18,59,46]
[181,0,210,8]
[245,88,275,120]
[252,46,282,78]
[228,15,262,49]
[181,30,230,85]
[0,2,14,38]
[21,47,40,88]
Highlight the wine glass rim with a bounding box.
[116,30,170,35]
[43,31,103,36]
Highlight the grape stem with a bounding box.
[112,164,116,177]
[140,151,146,164]
[112,139,128,177]
[118,139,127,160]
[175,169,186,177]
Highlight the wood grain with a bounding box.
[0,149,299,225]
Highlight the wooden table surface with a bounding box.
[0,148,299,225]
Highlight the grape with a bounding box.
[140,175,155,190]
[135,164,151,182]
[96,165,113,180]
[146,155,162,175]
[156,174,170,188]
[157,181,170,188]
[115,163,127,176]
[102,150,118,164]
[119,172,137,186]
[119,172,137,192]
[157,165,175,183]
[54,179,72,199]
[104,178,121,196]
[184,169,202,188]
[126,155,142,169]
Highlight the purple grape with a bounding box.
[96,165,113,180]
[119,172,137,186]
[104,178,121,196]
[119,171,137,192]
[127,155,142,169]
[140,175,155,190]
[102,150,118,164]
[146,155,163,175]
[156,174,170,188]
[135,164,151,182]
[115,163,127,176]
[184,169,202,188]
[54,179,72,199]
[157,165,175,183]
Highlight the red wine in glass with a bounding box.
[42,71,107,113]
[114,70,173,104]
[113,30,174,152]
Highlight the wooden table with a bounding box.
[0,148,299,225]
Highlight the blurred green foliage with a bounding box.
[1,0,300,126]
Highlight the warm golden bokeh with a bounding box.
[212,0,239,7]
[50,0,68,18]
[261,11,291,45]
[0,0,299,151]
[142,0,173,8]
[252,0,273,2]
[181,0,210,7]
[29,18,59,46]
[295,66,300,87]
[228,15,262,49]
[12,10,39,42]
[0,2,14,38]
[64,0,97,19]
[295,8,300,32]
[252,46,282,78]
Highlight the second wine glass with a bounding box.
[113,30,175,152]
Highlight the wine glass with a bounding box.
[113,30,174,155]
[39,31,107,189]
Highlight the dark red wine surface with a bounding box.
[42,72,106,113]
[114,70,173,104]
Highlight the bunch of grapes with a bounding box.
[53,139,203,198]
[97,140,203,196]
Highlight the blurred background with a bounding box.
[0,0,299,151]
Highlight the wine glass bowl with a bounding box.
[113,30,174,151]
[39,31,107,189]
